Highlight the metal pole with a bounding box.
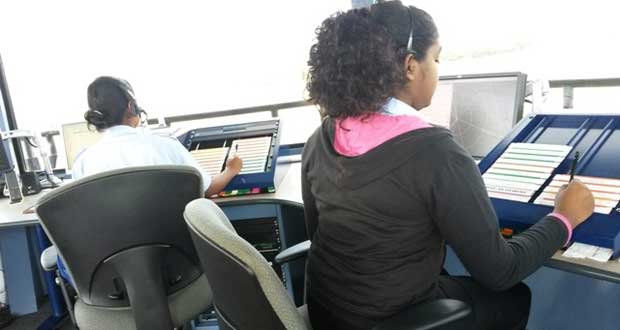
[563,86,574,109]
[0,54,25,173]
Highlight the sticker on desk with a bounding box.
[563,242,613,262]
[483,143,572,202]
[534,175,620,214]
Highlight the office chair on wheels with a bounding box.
[184,199,473,330]
[36,165,213,330]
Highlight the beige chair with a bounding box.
[184,199,473,330]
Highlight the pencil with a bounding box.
[569,151,580,182]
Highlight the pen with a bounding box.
[569,151,579,182]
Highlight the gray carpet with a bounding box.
[3,301,74,330]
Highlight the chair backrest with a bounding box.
[184,199,307,330]
[36,165,205,329]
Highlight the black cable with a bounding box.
[26,136,38,148]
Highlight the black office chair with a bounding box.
[36,165,213,330]
[184,199,473,330]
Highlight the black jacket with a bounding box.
[302,118,567,319]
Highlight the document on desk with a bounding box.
[231,136,272,174]
[562,242,614,262]
[190,147,230,177]
[482,143,572,202]
[534,174,620,214]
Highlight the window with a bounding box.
[278,105,322,145]
[404,0,620,113]
[405,1,620,78]
[0,1,350,131]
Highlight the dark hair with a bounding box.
[84,76,135,131]
[306,0,438,118]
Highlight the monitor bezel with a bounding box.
[61,121,102,171]
[438,71,528,127]
[0,141,13,174]
[437,71,528,158]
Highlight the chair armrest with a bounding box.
[371,299,472,330]
[40,246,58,271]
[274,240,311,265]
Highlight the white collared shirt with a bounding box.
[382,97,429,122]
[72,125,211,189]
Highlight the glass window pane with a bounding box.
[543,87,620,114]
[0,1,350,131]
[278,106,321,145]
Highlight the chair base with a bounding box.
[74,275,212,330]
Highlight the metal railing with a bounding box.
[146,77,620,125]
[548,78,620,109]
[146,100,312,127]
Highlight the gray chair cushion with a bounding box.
[185,199,308,330]
[75,274,212,330]
[297,305,313,330]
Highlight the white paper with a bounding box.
[190,147,229,177]
[535,174,620,214]
[231,136,272,174]
[562,242,613,262]
[483,143,572,202]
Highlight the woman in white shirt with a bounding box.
[74,76,242,196]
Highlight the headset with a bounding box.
[88,76,145,119]
[370,2,417,56]
[405,6,416,55]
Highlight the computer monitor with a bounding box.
[62,122,103,170]
[419,72,527,159]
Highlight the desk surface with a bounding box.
[2,160,620,282]
[215,161,303,208]
[0,191,46,228]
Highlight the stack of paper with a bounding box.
[562,242,614,263]
[231,136,272,174]
[483,143,572,202]
[190,147,230,177]
[535,174,620,214]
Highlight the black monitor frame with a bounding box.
[435,71,528,158]
[0,54,23,173]
[0,140,12,174]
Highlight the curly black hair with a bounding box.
[306,0,438,118]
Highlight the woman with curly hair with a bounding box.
[302,1,594,330]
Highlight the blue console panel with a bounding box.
[178,120,281,195]
[478,114,620,253]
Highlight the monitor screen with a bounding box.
[419,73,527,158]
[62,122,103,170]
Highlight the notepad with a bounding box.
[190,136,273,177]
[230,136,272,174]
[534,174,620,214]
[483,143,572,202]
[190,147,230,177]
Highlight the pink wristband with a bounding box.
[548,212,573,247]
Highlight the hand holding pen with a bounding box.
[226,144,243,174]
[555,151,594,228]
